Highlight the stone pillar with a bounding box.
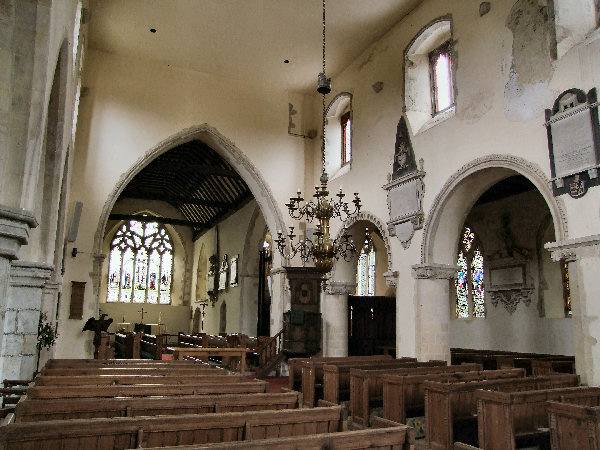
[0,206,38,379]
[546,235,600,385]
[323,281,356,356]
[3,261,52,380]
[38,279,60,367]
[412,263,457,363]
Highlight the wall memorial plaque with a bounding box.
[545,88,600,198]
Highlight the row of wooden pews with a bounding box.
[0,358,415,449]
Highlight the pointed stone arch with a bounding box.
[91,124,287,300]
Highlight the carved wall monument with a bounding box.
[545,88,600,198]
[383,117,425,249]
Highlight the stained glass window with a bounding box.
[455,227,485,318]
[107,219,173,304]
[561,260,572,317]
[356,230,375,296]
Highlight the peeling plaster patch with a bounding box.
[506,0,554,85]
[457,89,494,123]
[372,81,384,93]
[504,70,555,122]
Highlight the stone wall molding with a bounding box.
[325,281,357,295]
[9,261,53,287]
[545,234,600,261]
[412,263,458,280]
[0,205,38,260]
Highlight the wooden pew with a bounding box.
[0,406,343,449]
[114,332,141,358]
[33,373,246,386]
[25,379,269,399]
[349,363,480,428]
[44,358,209,368]
[323,360,447,405]
[476,386,588,450]
[531,358,576,376]
[140,417,415,450]
[41,365,225,376]
[424,374,580,450]
[302,357,420,407]
[546,387,600,450]
[140,333,165,360]
[287,355,394,391]
[14,391,302,422]
[382,368,526,424]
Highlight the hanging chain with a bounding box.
[321,0,327,177]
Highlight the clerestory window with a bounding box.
[341,111,352,166]
[429,40,454,114]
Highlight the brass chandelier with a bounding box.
[275,0,362,284]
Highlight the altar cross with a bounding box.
[138,307,146,323]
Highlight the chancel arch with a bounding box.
[416,154,570,363]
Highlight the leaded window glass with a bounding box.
[341,111,352,165]
[430,40,454,114]
[107,219,173,304]
[455,227,485,318]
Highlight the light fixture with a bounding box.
[275,0,362,286]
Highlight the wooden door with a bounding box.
[348,296,395,357]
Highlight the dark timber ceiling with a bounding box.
[111,140,252,240]
[475,175,537,206]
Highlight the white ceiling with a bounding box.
[87,0,423,93]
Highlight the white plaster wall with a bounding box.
[307,0,599,358]
[192,200,264,336]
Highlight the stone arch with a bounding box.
[421,154,568,266]
[330,210,393,282]
[92,124,287,302]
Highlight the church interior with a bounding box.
[2,0,600,447]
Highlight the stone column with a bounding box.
[269,266,290,337]
[38,279,61,367]
[0,205,37,379]
[545,235,600,385]
[412,263,457,363]
[3,261,52,379]
[323,281,356,356]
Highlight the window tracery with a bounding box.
[107,220,173,304]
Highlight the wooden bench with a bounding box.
[0,406,343,449]
[114,332,141,358]
[476,386,589,450]
[140,417,415,450]
[302,357,421,407]
[381,368,526,424]
[40,365,225,376]
[287,355,394,391]
[25,379,269,399]
[33,373,246,386]
[44,358,209,368]
[14,391,302,422]
[424,374,580,450]
[140,333,165,360]
[546,387,600,450]
[323,360,447,406]
[349,363,482,428]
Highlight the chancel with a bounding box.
[2,0,600,448]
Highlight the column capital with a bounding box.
[10,261,53,288]
[383,271,399,287]
[412,263,458,280]
[325,281,357,295]
[0,205,38,260]
[545,234,600,262]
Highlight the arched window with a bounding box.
[107,220,173,304]
[404,17,455,134]
[356,229,375,296]
[456,227,485,318]
[325,93,352,180]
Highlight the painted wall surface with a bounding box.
[450,190,574,355]
[192,200,265,336]
[313,0,599,358]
